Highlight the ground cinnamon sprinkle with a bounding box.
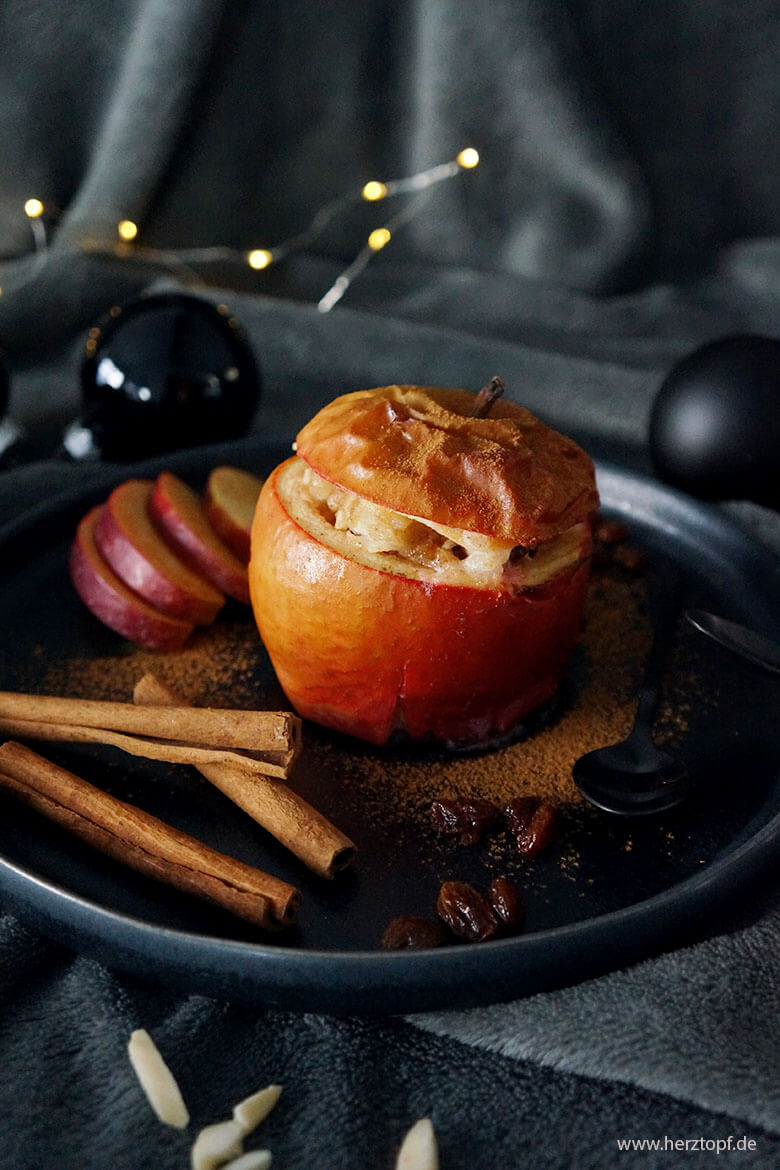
[42,613,267,709]
[40,561,655,827]
[312,563,653,835]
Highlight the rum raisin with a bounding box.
[505,797,557,856]
[594,519,629,546]
[430,797,498,845]
[488,876,525,932]
[611,544,648,574]
[505,797,536,834]
[436,880,500,942]
[381,915,447,950]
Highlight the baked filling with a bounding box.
[278,458,590,591]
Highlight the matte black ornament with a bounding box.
[649,334,780,508]
[68,292,261,461]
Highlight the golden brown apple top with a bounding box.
[294,385,599,544]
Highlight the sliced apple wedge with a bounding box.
[150,471,251,604]
[203,466,263,565]
[96,479,225,624]
[69,506,195,651]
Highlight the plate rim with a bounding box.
[0,799,776,1013]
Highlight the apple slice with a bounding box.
[69,506,195,651]
[150,471,251,604]
[203,466,263,564]
[96,479,225,625]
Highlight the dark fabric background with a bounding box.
[0,2,778,1167]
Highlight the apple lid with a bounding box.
[294,385,599,544]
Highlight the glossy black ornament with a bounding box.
[73,292,261,460]
[649,334,780,508]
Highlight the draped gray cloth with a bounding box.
[0,3,778,1167]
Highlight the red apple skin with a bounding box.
[203,466,263,564]
[249,460,592,746]
[70,506,195,651]
[149,472,251,604]
[96,479,225,625]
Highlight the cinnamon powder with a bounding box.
[304,564,653,836]
[40,563,654,821]
[41,613,266,709]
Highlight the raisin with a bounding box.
[381,915,448,950]
[505,797,557,856]
[504,796,536,834]
[594,519,629,546]
[611,544,649,574]
[430,797,498,845]
[488,876,525,932]
[436,880,500,942]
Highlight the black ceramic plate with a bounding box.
[0,442,777,1014]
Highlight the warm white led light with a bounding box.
[367,227,391,251]
[6,149,480,312]
[247,248,273,270]
[456,147,480,169]
[361,181,387,202]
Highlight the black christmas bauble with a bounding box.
[649,334,780,508]
[74,292,261,460]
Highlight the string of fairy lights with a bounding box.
[0,147,479,313]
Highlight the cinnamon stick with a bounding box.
[0,740,300,930]
[134,673,356,879]
[0,690,301,778]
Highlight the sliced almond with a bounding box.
[395,1118,438,1170]
[191,1118,244,1170]
[127,1028,190,1130]
[233,1084,282,1135]
[221,1152,273,1170]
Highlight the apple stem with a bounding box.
[472,376,505,418]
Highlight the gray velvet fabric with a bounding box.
[2,0,779,354]
[0,2,778,1167]
[413,887,780,1135]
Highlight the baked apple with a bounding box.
[249,384,599,746]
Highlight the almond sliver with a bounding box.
[396,1118,438,1170]
[191,1118,244,1170]
[221,1151,273,1170]
[233,1084,282,1135]
[127,1028,190,1130]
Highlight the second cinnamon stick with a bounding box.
[0,715,293,779]
[0,740,300,930]
[0,690,301,767]
[133,673,356,879]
